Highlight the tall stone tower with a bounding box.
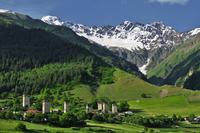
[97,102,103,111]
[22,94,30,107]
[63,101,69,113]
[112,103,118,114]
[86,104,93,113]
[42,100,50,114]
[102,102,108,113]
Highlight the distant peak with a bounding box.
[150,21,166,27]
[41,15,64,26]
[152,21,164,25]
[123,20,132,25]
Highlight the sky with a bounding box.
[0,0,199,31]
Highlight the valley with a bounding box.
[0,8,200,133]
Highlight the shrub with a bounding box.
[5,111,13,119]
[141,93,148,98]
[118,101,129,112]
[15,123,27,131]
[123,115,176,128]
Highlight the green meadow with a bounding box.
[1,119,200,133]
[68,69,200,116]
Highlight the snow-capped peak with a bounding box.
[189,28,200,36]
[41,16,64,26]
[41,15,200,74]
[0,9,15,14]
[41,15,183,51]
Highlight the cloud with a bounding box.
[149,0,189,5]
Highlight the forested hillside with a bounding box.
[0,12,144,78]
[0,22,114,97]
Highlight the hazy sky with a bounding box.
[0,0,199,31]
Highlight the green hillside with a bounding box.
[97,69,160,101]
[0,12,144,78]
[1,12,200,117]
[0,21,116,97]
[0,13,148,104]
[148,34,200,90]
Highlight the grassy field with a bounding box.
[97,69,160,101]
[1,119,200,133]
[0,119,145,133]
[129,95,200,116]
[68,69,200,115]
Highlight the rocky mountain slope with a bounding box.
[42,16,200,74]
[148,33,200,90]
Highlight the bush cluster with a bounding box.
[123,115,178,128]
[0,111,86,127]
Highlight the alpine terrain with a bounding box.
[42,16,200,74]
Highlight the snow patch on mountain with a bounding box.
[41,15,200,74]
[0,9,15,14]
[41,16,64,26]
[64,20,182,51]
[189,28,200,36]
[139,58,151,75]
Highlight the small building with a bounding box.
[86,104,93,113]
[112,103,118,114]
[63,101,69,113]
[22,94,30,107]
[42,100,50,114]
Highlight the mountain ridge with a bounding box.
[41,15,200,74]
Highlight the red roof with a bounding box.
[26,109,41,114]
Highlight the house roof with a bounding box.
[26,109,41,114]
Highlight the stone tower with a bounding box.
[112,104,118,114]
[63,101,69,113]
[86,104,93,113]
[22,94,30,107]
[42,100,50,114]
[97,102,103,111]
[102,102,108,113]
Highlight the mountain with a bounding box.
[42,16,200,74]
[0,11,144,79]
[148,33,200,90]
[0,11,150,99]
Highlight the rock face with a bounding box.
[41,16,200,74]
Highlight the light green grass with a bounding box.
[0,119,76,133]
[129,95,200,116]
[69,69,200,116]
[1,119,200,133]
[97,69,160,101]
[88,121,200,133]
[87,121,145,133]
